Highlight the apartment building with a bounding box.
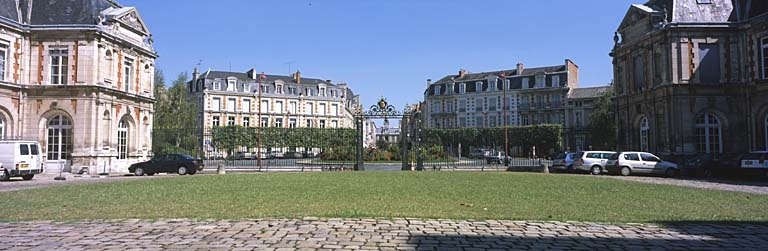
[187,69,360,155]
[424,59,579,129]
[0,0,157,173]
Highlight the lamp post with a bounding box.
[500,72,509,165]
[257,72,266,171]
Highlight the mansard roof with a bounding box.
[29,0,120,25]
[433,64,566,85]
[200,70,335,87]
[568,86,612,100]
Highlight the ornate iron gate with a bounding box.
[353,98,410,171]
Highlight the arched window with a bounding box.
[118,119,128,159]
[0,115,5,139]
[639,116,649,152]
[47,115,72,160]
[695,113,722,153]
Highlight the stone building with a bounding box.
[564,85,612,151]
[187,69,359,157]
[0,0,157,173]
[612,0,768,154]
[424,59,579,130]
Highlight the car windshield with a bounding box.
[572,152,584,158]
[180,154,195,160]
[608,153,619,160]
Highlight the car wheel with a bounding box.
[177,166,188,175]
[590,166,602,175]
[133,167,145,176]
[0,170,9,181]
[21,174,34,180]
[665,168,677,178]
[620,167,631,176]
[189,169,197,175]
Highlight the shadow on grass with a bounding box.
[405,221,768,250]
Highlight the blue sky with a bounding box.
[122,0,642,109]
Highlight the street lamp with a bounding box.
[500,72,509,166]
[257,72,266,171]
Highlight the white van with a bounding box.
[0,140,45,181]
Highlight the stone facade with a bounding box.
[0,1,157,173]
[612,0,768,154]
[187,69,360,157]
[424,60,579,130]
[564,85,613,151]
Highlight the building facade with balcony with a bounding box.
[424,59,579,130]
[612,0,768,154]
[0,0,157,173]
[187,69,360,156]
[564,85,612,151]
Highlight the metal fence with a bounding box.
[152,127,357,172]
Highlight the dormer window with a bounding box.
[305,88,314,96]
[226,78,235,91]
[243,83,250,92]
[260,84,269,93]
[459,83,466,94]
[434,86,441,96]
[213,81,221,90]
[505,79,511,90]
[319,87,326,96]
[447,83,454,94]
[288,87,296,95]
[276,84,283,94]
[522,78,529,89]
[535,74,545,88]
[552,75,560,87]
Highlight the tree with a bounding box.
[588,90,617,150]
[152,72,199,155]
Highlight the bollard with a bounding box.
[542,163,550,174]
[217,164,226,174]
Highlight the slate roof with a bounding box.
[0,0,19,22]
[200,70,333,86]
[433,65,566,85]
[0,0,121,26]
[30,0,119,25]
[568,86,612,100]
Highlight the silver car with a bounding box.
[606,151,679,177]
[572,151,617,175]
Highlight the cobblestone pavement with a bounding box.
[0,218,766,250]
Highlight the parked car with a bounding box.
[485,151,511,164]
[683,153,743,178]
[550,152,574,172]
[606,151,679,177]
[270,151,284,159]
[129,154,204,176]
[233,151,255,160]
[739,151,768,179]
[572,151,617,175]
[470,149,491,159]
[283,151,303,159]
[302,150,319,158]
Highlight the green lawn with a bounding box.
[1,172,766,223]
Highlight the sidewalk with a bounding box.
[0,218,765,250]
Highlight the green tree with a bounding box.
[588,90,617,150]
[152,72,199,155]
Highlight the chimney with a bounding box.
[294,70,301,84]
[247,68,257,80]
[426,79,432,87]
[192,67,199,81]
[516,63,524,75]
[458,69,466,78]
